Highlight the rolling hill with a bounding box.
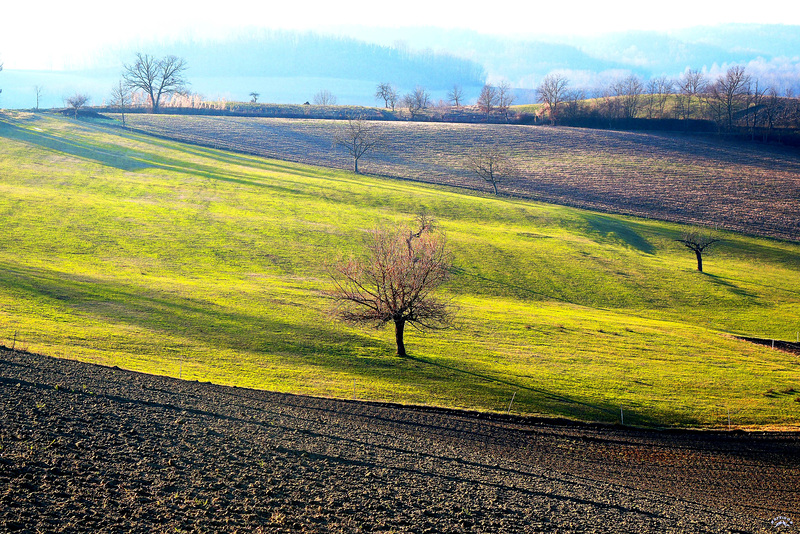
[118,113,800,242]
[0,111,799,428]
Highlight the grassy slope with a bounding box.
[118,113,800,242]
[1,112,798,428]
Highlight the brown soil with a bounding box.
[2,348,798,533]
[736,336,800,356]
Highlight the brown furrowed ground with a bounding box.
[115,115,800,242]
[2,348,798,533]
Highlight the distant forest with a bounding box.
[136,31,486,90]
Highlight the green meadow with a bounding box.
[1,111,798,428]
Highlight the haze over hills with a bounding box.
[1,24,799,109]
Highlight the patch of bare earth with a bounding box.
[2,348,798,533]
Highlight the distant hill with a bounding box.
[342,24,800,96]
[1,31,487,110]
[2,24,798,110]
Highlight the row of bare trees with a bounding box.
[375,81,513,120]
[476,82,515,121]
[537,67,800,135]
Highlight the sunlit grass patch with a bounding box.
[1,111,799,428]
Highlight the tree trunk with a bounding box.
[354,157,359,174]
[394,318,407,357]
[695,250,703,272]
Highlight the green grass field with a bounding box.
[1,111,798,428]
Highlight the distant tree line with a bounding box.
[535,67,800,142]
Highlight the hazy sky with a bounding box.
[3,0,799,69]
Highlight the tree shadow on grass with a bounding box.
[701,273,758,299]
[0,119,316,197]
[0,263,698,427]
[583,214,656,254]
[0,121,151,172]
[0,263,386,368]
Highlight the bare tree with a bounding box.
[743,78,768,139]
[497,81,515,122]
[402,86,430,117]
[537,73,569,124]
[645,76,673,119]
[448,84,464,107]
[123,53,188,113]
[676,227,721,272]
[760,87,782,141]
[707,66,751,131]
[465,146,517,195]
[249,92,260,103]
[34,85,44,110]
[110,80,131,126]
[333,117,382,174]
[563,88,586,120]
[313,89,337,106]
[613,75,645,119]
[66,93,90,118]
[327,217,454,357]
[375,83,398,110]
[476,84,497,119]
[677,69,707,120]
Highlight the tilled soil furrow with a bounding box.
[1,348,798,533]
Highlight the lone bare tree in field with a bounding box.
[465,147,517,195]
[66,93,90,118]
[34,85,44,110]
[333,117,382,174]
[110,80,131,126]
[123,53,188,113]
[676,227,721,272]
[327,217,454,357]
[249,92,260,103]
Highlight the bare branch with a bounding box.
[676,227,721,272]
[123,53,188,113]
[464,146,517,195]
[326,221,454,356]
[332,117,382,174]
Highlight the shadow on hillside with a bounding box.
[0,263,698,427]
[399,352,691,427]
[0,262,385,362]
[583,214,655,254]
[702,273,758,299]
[0,121,150,172]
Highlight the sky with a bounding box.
[3,0,800,70]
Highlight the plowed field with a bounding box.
[2,348,798,533]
